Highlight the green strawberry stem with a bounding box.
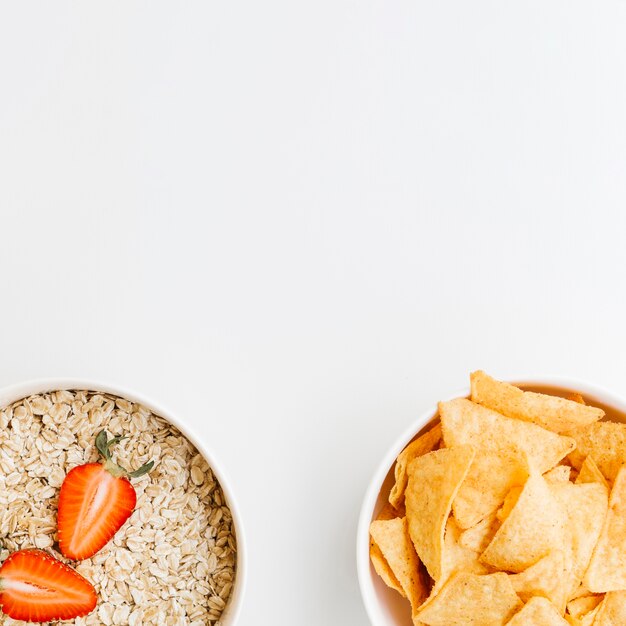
[95,430,154,479]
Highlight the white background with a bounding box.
[2,2,626,625]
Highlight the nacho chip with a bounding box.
[575,455,610,489]
[459,513,500,553]
[550,481,608,597]
[440,398,574,527]
[567,595,604,620]
[481,474,567,573]
[405,445,475,581]
[569,584,594,601]
[369,540,404,596]
[593,591,626,625]
[545,465,572,483]
[585,467,626,592]
[470,371,604,433]
[376,501,404,521]
[568,393,586,405]
[416,572,522,626]
[453,451,528,529]
[389,423,441,509]
[506,597,570,626]
[497,486,524,523]
[369,518,429,613]
[440,398,575,473]
[567,422,626,481]
[436,517,490,593]
[508,550,569,612]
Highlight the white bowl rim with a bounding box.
[356,374,626,626]
[0,377,247,626]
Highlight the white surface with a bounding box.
[1,2,626,625]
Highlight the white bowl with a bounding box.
[0,378,247,626]
[356,376,626,626]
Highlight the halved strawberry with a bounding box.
[58,430,154,561]
[0,549,97,622]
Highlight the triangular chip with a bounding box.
[593,591,626,625]
[545,465,572,483]
[440,398,574,528]
[550,481,608,597]
[470,371,604,433]
[369,541,404,596]
[459,513,500,553]
[376,501,404,521]
[585,467,626,592]
[567,595,604,620]
[405,445,474,581]
[389,423,441,509]
[576,455,609,489]
[481,474,567,573]
[506,597,570,625]
[497,486,524,523]
[436,517,490,593]
[369,518,429,614]
[567,422,626,481]
[508,550,569,612]
[416,572,522,626]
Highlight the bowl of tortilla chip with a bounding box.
[357,371,626,626]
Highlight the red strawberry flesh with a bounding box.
[58,462,137,560]
[0,549,97,622]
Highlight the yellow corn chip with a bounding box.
[497,486,524,523]
[567,422,626,481]
[569,584,594,600]
[567,393,586,405]
[389,423,442,509]
[405,445,475,581]
[369,540,404,596]
[508,550,569,612]
[506,597,570,626]
[593,591,626,625]
[549,481,608,597]
[436,517,490,593]
[567,595,603,620]
[585,467,626,592]
[369,518,429,614]
[376,501,404,521]
[416,572,522,626]
[481,474,567,573]
[459,513,500,553]
[545,465,572,483]
[575,455,609,489]
[440,398,574,527]
[470,371,604,433]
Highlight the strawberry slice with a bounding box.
[0,549,97,622]
[58,430,154,561]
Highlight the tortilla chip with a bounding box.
[389,423,442,509]
[440,398,575,473]
[508,550,569,612]
[545,465,572,483]
[459,513,500,553]
[440,398,574,528]
[470,371,604,433]
[567,595,604,620]
[405,445,475,581]
[506,597,570,626]
[481,474,567,573]
[376,501,404,521]
[576,455,609,489]
[593,591,626,625]
[453,451,529,529]
[549,481,608,598]
[436,517,490,593]
[369,518,429,614]
[569,584,594,601]
[585,466,626,592]
[567,393,586,405]
[497,486,524,523]
[369,540,404,596]
[416,572,522,626]
[567,422,626,481]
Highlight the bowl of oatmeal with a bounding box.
[0,379,246,625]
